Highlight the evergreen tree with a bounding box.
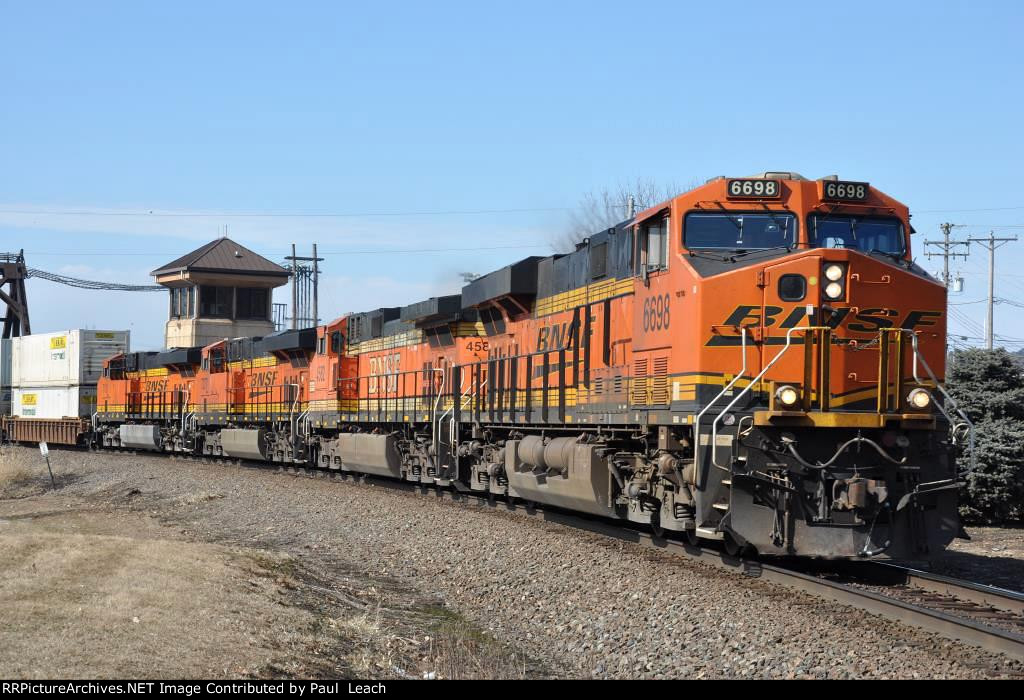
[946,349,1024,523]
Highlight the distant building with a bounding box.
[152,238,289,348]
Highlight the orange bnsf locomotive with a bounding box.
[94,172,973,559]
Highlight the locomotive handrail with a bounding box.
[126,388,187,420]
[451,375,487,454]
[336,366,447,420]
[287,382,301,434]
[693,327,748,489]
[180,387,191,435]
[296,407,311,440]
[454,344,579,423]
[430,367,447,474]
[435,371,486,480]
[435,368,462,448]
[903,330,976,473]
[709,326,829,474]
[436,370,475,445]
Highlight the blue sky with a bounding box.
[2,1,1023,350]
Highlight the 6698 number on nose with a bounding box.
[821,180,870,202]
[726,179,782,199]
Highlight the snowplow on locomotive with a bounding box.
[92,172,973,560]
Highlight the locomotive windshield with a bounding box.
[808,215,906,255]
[683,212,796,250]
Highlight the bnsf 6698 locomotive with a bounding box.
[94,172,973,559]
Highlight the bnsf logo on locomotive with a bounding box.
[537,320,579,352]
[707,305,942,345]
[368,353,401,394]
[251,370,278,388]
[144,379,169,393]
[248,370,279,398]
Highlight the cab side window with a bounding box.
[636,217,668,274]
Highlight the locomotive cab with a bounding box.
[642,172,968,559]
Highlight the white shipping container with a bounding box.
[13,385,98,419]
[12,329,129,387]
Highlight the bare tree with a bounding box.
[554,177,700,253]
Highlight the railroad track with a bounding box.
[471,496,1024,664]
[68,446,1024,667]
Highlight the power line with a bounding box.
[22,243,550,258]
[915,205,1024,214]
[3,199,1024,217]
[0,205,571,219]
[967,231,1019,350]
[26,268,164,292]
[948,308,985,337]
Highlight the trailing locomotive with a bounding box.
[92,172,973,560]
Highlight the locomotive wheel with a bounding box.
[723,531,751,558]
[724,535,740,557]
[685,529,700,547]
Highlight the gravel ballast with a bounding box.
[3,446,1021,679]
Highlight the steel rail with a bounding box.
[816,560,1024,616]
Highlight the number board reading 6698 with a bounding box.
[726,179,782,200]
[821,180,870,202]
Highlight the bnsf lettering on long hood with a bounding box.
[707,304,942,345]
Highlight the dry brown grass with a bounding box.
[416,606,531,680]
[176,490,226,506]
[322,601,531,680]
[0,506,335,679]
[0,449,33,484]
[0,446,543,679]
[0,448,40,497]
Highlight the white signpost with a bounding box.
[38,442,55,488]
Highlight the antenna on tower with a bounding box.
[284,244,324,329]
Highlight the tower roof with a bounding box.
[151,237,289,277]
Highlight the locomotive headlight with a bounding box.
[824,282,844,299]
[822,263,846,300]
[908,388,932,410]
[824,263,845,282]
[776,385,800,408]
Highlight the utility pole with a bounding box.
[924,222,969,288]
[312,243,319,332]
[290,244,298,330]
[284,244,325,330]
[967,231,1018,350]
